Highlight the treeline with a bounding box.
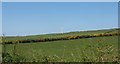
[2,32,120,44]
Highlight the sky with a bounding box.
[2,2,118,36]
[1,0,120,2]
[0,2,2,36]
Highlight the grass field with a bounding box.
[4,36,118,62]
[1,28,119,62]
[3,28,118,41]
[0,37,2,62]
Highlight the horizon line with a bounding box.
[1,27,119,37]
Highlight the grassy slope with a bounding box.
[2,28,119,62]
[5,36,118,62]
[4,28,119,41]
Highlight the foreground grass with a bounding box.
[3,36,118,62]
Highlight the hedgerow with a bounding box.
[2,33,120,44]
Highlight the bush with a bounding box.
[3,33,120,44]
[2,52,25,63]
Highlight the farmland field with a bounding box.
[1,28,119,62]
[4,36,118,62]
[3,28,119,41]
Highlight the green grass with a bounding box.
[2,28,119,62]
[3,28,119,42]
[4,36,118,62]
[0,37,2,62]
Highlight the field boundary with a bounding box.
[2,32,119,44]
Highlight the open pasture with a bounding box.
[4,36,118,62]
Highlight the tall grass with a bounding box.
[2,36,119,63]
